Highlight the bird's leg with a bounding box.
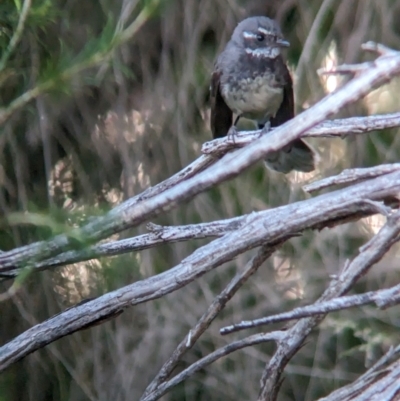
[227,115,241,144]
[227,126,239,143]
[257,121,271,138]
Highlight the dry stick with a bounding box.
[201,113,400,155]
[257,210,400,401]
[1,41,400,273]
[148,295,400,400]
[304,163,400,193]
[141,332,286,401]
[0,216,243,279]
[1,171,400,372]
[354,365,400,401]
[317,346,400,401]
[221,282,400,333]
[141,243,280,399]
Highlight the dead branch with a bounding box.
[317,345,400,401]
[0,217,244,278]
[141,331,286,401]
[141,244,278,400]
[304,164,400,193]
[1,170,400,372]
[257,211,400,401]
[201,113,400,155]
[220,282,400,333]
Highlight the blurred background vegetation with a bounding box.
[1,0,400,400]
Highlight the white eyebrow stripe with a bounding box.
[258,27,273,36]
[243,31,258,39]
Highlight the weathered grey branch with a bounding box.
[221,282,400,333]
[201,113,400,155]
[0,217,244,278]
[304,164,400,193]
[142,244,278,400]
[1,41,400,275]
[257,210,400,401]
[317,345,400,401]
[1,171,400,372]
[141,331,285,401]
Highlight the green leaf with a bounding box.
[13,0,21,12]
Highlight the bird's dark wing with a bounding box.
[270,67,294,127]
[267,65,316,173]
[210,69,232,138]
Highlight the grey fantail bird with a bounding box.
[210,16,316,173]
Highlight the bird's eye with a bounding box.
[256,33,265,42]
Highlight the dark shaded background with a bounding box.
[1,1,400,400]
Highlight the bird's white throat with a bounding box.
[245,46,281,59]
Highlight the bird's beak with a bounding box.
[276,38,290,48]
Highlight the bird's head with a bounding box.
[231,16,290,59]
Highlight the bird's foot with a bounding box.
[227,126,239,144]
[258,121,271,138]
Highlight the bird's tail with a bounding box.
[264,139,317,173]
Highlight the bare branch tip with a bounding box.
[362,41,379,51]
[219,326,232,336]
[362,41,396,56]
[362,199,392,217]
[387,208,400,225]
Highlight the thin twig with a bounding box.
[201,113,400,155]
[221,283,400,333]
[0,216,243,278]
[362,41,396,55]
[141,331,285,401]
[318,345,400,401]
[304,163,400,193]
[141,244,279,399]
[257,211,400,401]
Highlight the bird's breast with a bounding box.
[221,74,284,121]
